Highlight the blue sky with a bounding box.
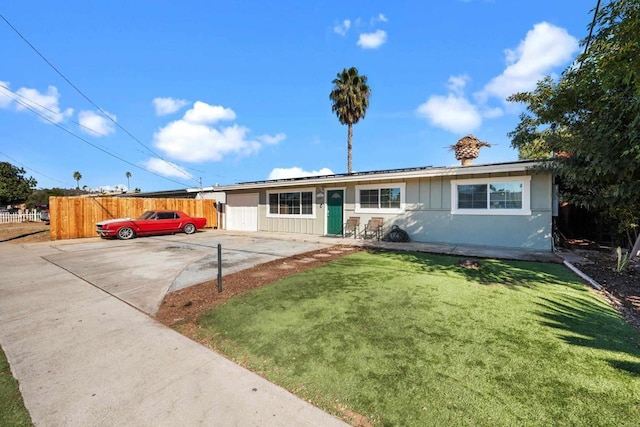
[1,1,592,192]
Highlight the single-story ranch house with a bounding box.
[194,160,554,251]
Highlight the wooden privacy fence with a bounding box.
[49,196,217,240]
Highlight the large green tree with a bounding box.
[24,187,77,208]
[0,162,37,205]
[508,0,640,243]
[330,67,371,174]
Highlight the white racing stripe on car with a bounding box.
[96,218,135,226]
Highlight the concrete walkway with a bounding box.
[0,241,348,426]
[213,229,562,264]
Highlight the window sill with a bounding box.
[355,208,404,215]
[451,209,532,216]
[266,214,316,219]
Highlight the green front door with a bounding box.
[327,189,344,235]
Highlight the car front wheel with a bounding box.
[117,227,136,240]
[183,223,196,234]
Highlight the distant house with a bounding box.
[199,160,554,251]
[118,188,195,199]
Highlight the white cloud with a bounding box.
[268,167,334,180]
[9,84,73,123]
[447,74,470,96]
[478,22,579,102]
[78,110,116,136]
[335,14,387,42]
[154,121,254,162]
[357,30,387,49]
[417,75,481,133]
[153,101,285,163]
[258,133,286,145]
[373,13,387,24]
[415,23,576,134]
[416,94,481,134]
[333,19,351,36]
[183,101,236,124]
[153,97,189,116]
[143,158,192,179]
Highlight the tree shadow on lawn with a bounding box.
[608,360,640,376]
[536,295,640,374]
[362,249,571,289]
[338,251,640,371]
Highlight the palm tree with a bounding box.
[450,135,491,166]
[330,67,371,174]
[73,171,82,189]
[125,171,132,191]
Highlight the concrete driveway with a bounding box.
[0,233,348,427]
[30,230,331,315]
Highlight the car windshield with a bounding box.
[138,211,156,220]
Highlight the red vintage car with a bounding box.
[96,210,207,240]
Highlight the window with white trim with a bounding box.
[451,177,531,215]
[355,183,405,214]
[267,189,315,218]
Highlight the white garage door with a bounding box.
[225,193,258,231]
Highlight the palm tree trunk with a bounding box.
[347,123,353,174]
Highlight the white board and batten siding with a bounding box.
[225,193,258,231]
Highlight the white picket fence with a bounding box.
[0,210,42,224]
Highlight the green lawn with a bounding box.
[197,251,640,426]
[0,346,31,427]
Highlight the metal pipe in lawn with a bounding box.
[217,243,223,293]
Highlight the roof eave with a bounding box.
[203,160,544,192]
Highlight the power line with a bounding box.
[7,92,194,187]
[0,151,72,187]
[1,84,160,162]
[1,83,115,139]
[2,84,227,186]
[582,0,602,62]
[0,85,194,187]
[0,12,202,185]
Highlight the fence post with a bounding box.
[216,243,223,293]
